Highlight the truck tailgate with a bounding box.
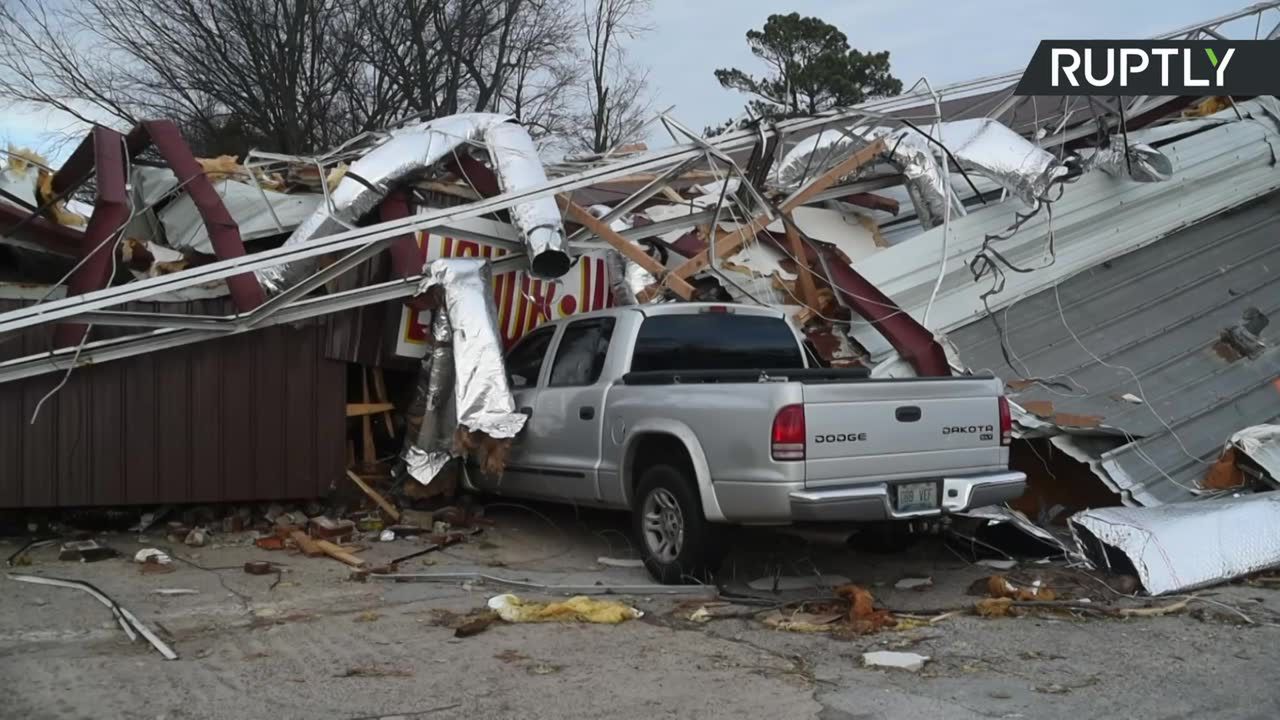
[801,377,1007,488]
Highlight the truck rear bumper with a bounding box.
[787,471,1027,523]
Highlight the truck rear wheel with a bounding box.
[633,464,723,584]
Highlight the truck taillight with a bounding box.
[771,404,806,461]
[998,396,1012,446]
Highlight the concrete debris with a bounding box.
[379,529,396,542]
[184,527,208,547]
[976,559,1018,571]
[596,556,644,568]
[153,588,199,596]
[862,651,929,672]
[894,577,933,591]
[59,540,117,563]
[134,548,172,565]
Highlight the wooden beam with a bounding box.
[314,539,367,568]
[659,186,686,204]
[360,371,375,467]
[346,469,402,522]
[290,530,324,558]
[650,138,886,297]
[558,196,696,300]
[346,402,395,417]
[783,214,821,312]
[370,369,395,435]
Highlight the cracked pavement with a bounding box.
[3,503,1279,719]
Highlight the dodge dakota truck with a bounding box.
[469,303,1025,583]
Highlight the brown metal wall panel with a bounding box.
[89,363,126,504]
[154,347,191,504]
[220,332,257,502]
[316,350,346,497]
[189,342,224,503]
[252,328,287,499]
[123,352,159,503]
[20,372,58,507]
[54,374,91,506]
[0,295,347,509]
[284,327,317,498]
[0,380,22,507]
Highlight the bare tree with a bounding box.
[574,0,652,154]
[0,0,647,157]
[353,0,579,142]
[0,0,383,155]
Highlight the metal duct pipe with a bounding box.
[257,114,570,294]
[401,308,458,486]
[587,204,653,305]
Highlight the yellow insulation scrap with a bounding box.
[7,144,48,174]
[35,172,88,228]
[486,594,642,624]
[197,155,243,182]
[325,162,349,191]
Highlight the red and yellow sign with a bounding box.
[394,227,613,357]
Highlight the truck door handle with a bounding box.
[895,406,921,422]
[579,406,595,420]
[519,406,533,417]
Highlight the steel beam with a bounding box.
[53,127,129,348]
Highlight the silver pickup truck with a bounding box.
[469,302,1025,583]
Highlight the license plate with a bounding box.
[896,482,938,513]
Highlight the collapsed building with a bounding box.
[1,4,1277,592]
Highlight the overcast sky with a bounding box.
[633,0,1257,131]
[1,0,1264,160]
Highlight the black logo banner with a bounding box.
[1015,40,1280,96]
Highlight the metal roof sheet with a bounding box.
[947,191,1280,506]
[848,99,1280,359]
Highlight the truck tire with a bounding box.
[633,464,723,584]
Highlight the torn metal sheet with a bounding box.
[257,114,569,295]
[160,179,321,254]
[1230,425,1280,482]
[415,258,526,439]
[1070,493,1280,595]
[959,504,1077,557]
[1081,136,1173,182]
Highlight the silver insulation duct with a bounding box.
[606,251,637,306]
[771,126,948,229]
[1070,493,1280,595]
[257,113,570,294]
[588,204,653,305]
[936,118,1067,206]
[402,309,458,485]
[1081,136,1173,182]
[772,118,1067,229]
[416,258,527,440]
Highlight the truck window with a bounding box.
[549,318,616,387]
[505,325,556,388]
[630,313,805,372]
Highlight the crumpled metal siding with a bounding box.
[849,99,1280,358]
[946,190,1280,506]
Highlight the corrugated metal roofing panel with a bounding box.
[849,100,1280,359]
[947,192,1280,506]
